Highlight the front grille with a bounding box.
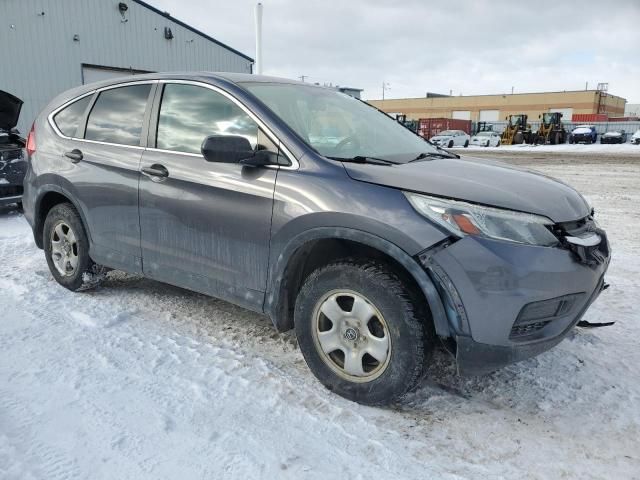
[0,185,23,197]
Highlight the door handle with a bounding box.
[141,164,169,179]
[64,149,83,163]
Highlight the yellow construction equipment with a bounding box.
[535,112,567,145]
[501,114,533,145]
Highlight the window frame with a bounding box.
[47,80,158,150]
[47,78,297,169]
[52,94,94,139]
[147,80,296,169]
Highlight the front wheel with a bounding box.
[448,140,454,148]
[464,140,469,148]
[295,260,431,405]
[43,203,104,291]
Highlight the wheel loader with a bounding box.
[535,112,567,145]
[500,114,533,145]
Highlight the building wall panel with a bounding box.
[1,0,253,133]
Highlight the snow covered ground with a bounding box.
[1,157,640,479]
[461,142,640,154]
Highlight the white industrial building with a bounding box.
[1,0,254,133]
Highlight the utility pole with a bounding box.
[299,75,308,82]
[254,3,263,75]
[382,81,391,100]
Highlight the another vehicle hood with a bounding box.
[0,90,23,131]
[603,132,622,137]
[431,136,452,141]
[343,156,590,223]
[632,130,640,139]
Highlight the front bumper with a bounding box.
[0,148,26,206]
[425,234,610,375]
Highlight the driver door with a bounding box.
[138,82,279,310]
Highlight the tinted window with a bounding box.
[85,84,151,146]
[53,96,91,137]
[156,84,258,154]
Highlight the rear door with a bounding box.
[70,82,155,272]
[138,81,279,310]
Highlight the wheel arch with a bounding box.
[264,227,450,338]
[33,184,90,249]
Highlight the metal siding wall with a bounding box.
[1,0,253,133]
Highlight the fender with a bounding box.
[31,179,93,250]
[264,226,450,337]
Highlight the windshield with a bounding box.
[242,83,438,163]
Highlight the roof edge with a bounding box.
[369,90,627,102]
[131,0,254,62]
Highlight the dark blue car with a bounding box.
[569,125,598,144]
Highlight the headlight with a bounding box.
[404,192,558,246]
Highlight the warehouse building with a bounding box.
[369,89,627,123]
[1,0,253,133]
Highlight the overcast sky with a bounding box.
[149,0,640,103]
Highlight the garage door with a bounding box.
[82,65,151,84]
[479,109,499,121]
[549,108,573,121]
[452,110,471,120]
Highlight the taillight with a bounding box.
[26,123,36,157]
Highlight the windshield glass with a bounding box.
[242,82,438,163]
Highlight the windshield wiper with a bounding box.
[409,150,459,162]
[327,156,400,166]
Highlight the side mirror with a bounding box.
[201,135,254,163]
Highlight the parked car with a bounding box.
[0,90,26,208]
[23,74,610,405]
[600,130,627,144]
[429,129,470,148]
[632,129,640,145]
[470,131,501,147]
[569,125,597,144]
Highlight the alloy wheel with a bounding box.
[50,221,79,276]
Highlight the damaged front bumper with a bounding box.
[0,147,26,206]
[420,228,611,375]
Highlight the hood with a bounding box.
[431,135,452,140]
[572,127,592,134]
[0,90,23,131]
[343,156,590,223]
[633,130,640,138]
[603,131,622,137]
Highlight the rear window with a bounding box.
[53,96,91,137]
[85,84,151,146]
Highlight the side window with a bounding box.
[156,84,262,154]
[85,84,151,146]
[53,96,91,137]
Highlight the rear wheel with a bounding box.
[295,260,431,405]
[448,140,454,148]
[43,203,104,291]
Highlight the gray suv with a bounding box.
[23,73,610,405]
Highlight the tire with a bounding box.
[496,140,501,147]
[464,140,469,148]
[295,260,432,405]
[43,202,104,292]
[448,140,454,148]
[514,132,524,144]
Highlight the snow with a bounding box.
[572,127,593,134]
[463,142,640,154]
[2,157,640,479]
